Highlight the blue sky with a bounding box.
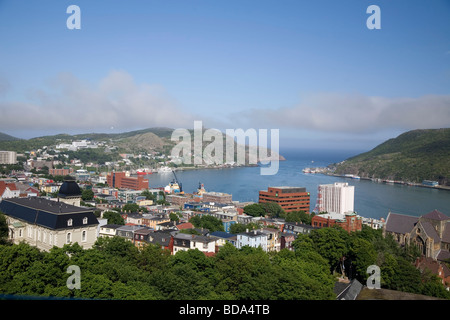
[0,0,449,152]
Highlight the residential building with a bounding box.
[172,232,216,255]
[259,186,310,213]
[117,189,145,203]
[106,171,149,190]
[210,231,237,247]
[315,182,354,214]
[383,209,450,262]
[190,235,216,255]
[236,229,268,252]
[282,221,317,235]
[116,225,148,242]
[99,224,122,238]
[0,181,20,200]
[0,197,99,251]
[202,191,232,203]
[142,215,170,230]
[172,233,193,254]
[261,228,280,252]
[280,233,296,251]
[0,151,17,164]
[134,228,154,248]
[147,231,173,252]
[166,194,190,206]
[415,256,450,289]
[125,212,144,225]
[311,211,362,233]
[49,167,73,176]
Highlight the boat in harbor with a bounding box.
[158,166,172,173]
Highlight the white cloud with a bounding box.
[228,93,450,134]
[0,70,195,133]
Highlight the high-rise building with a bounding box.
[0,151,17,164]
[259,186,310,213]
[315,182,354,214]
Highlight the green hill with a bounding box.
[333,128,450,185]
[0,132,19,141]
[0,127,283,164]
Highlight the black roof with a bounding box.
[58,178,82,198]
[0,197,98,230]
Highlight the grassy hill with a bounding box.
[333,128,450,185]
[0,127,283,164]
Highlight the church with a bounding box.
[384,209,450,262]
[0,178,98,251]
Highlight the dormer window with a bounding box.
[83,217,88,224]
[67,219,73,226]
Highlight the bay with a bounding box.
[145,148,450,220]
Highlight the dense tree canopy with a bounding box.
[0,223,449,300]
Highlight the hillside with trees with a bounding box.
[332,128,450,184]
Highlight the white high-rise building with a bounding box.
[0,151,17,164]
[315,182,354,214]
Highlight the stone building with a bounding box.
[0,197,99,251]
[384,209,450,262]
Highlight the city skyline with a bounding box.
[0,0,449,151]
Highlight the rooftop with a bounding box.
[0,197,98,230]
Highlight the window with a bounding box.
[67,219,73,227]
[66,232,72,244]
[82,230,86,242]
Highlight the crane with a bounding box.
[171,169,183,193]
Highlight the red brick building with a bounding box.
[259,186,310,213]
[311,212,362,233]
[49,168,73,176]
[106,172,149,190]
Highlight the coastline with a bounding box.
[322,172,450,192]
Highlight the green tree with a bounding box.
[103,211,125,225]
[347,237,377,282]
[229,222,261,234]
[309,227,348,272]
[189,215,224,232]
[94,236,139,261]
[82,189,94,201]
[122,203,140,213]
[284,210,313,224]
[243,203,265,217]
[260,202,284,218]
[169,212,179,222]
[137,243,171,273]
[141,190,156,202]
[0,212,8,244]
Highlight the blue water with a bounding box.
[145,148,450,220]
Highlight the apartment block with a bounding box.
[315,182,354,214]
[0,151,17,164]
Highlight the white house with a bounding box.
[236,229,268,252]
